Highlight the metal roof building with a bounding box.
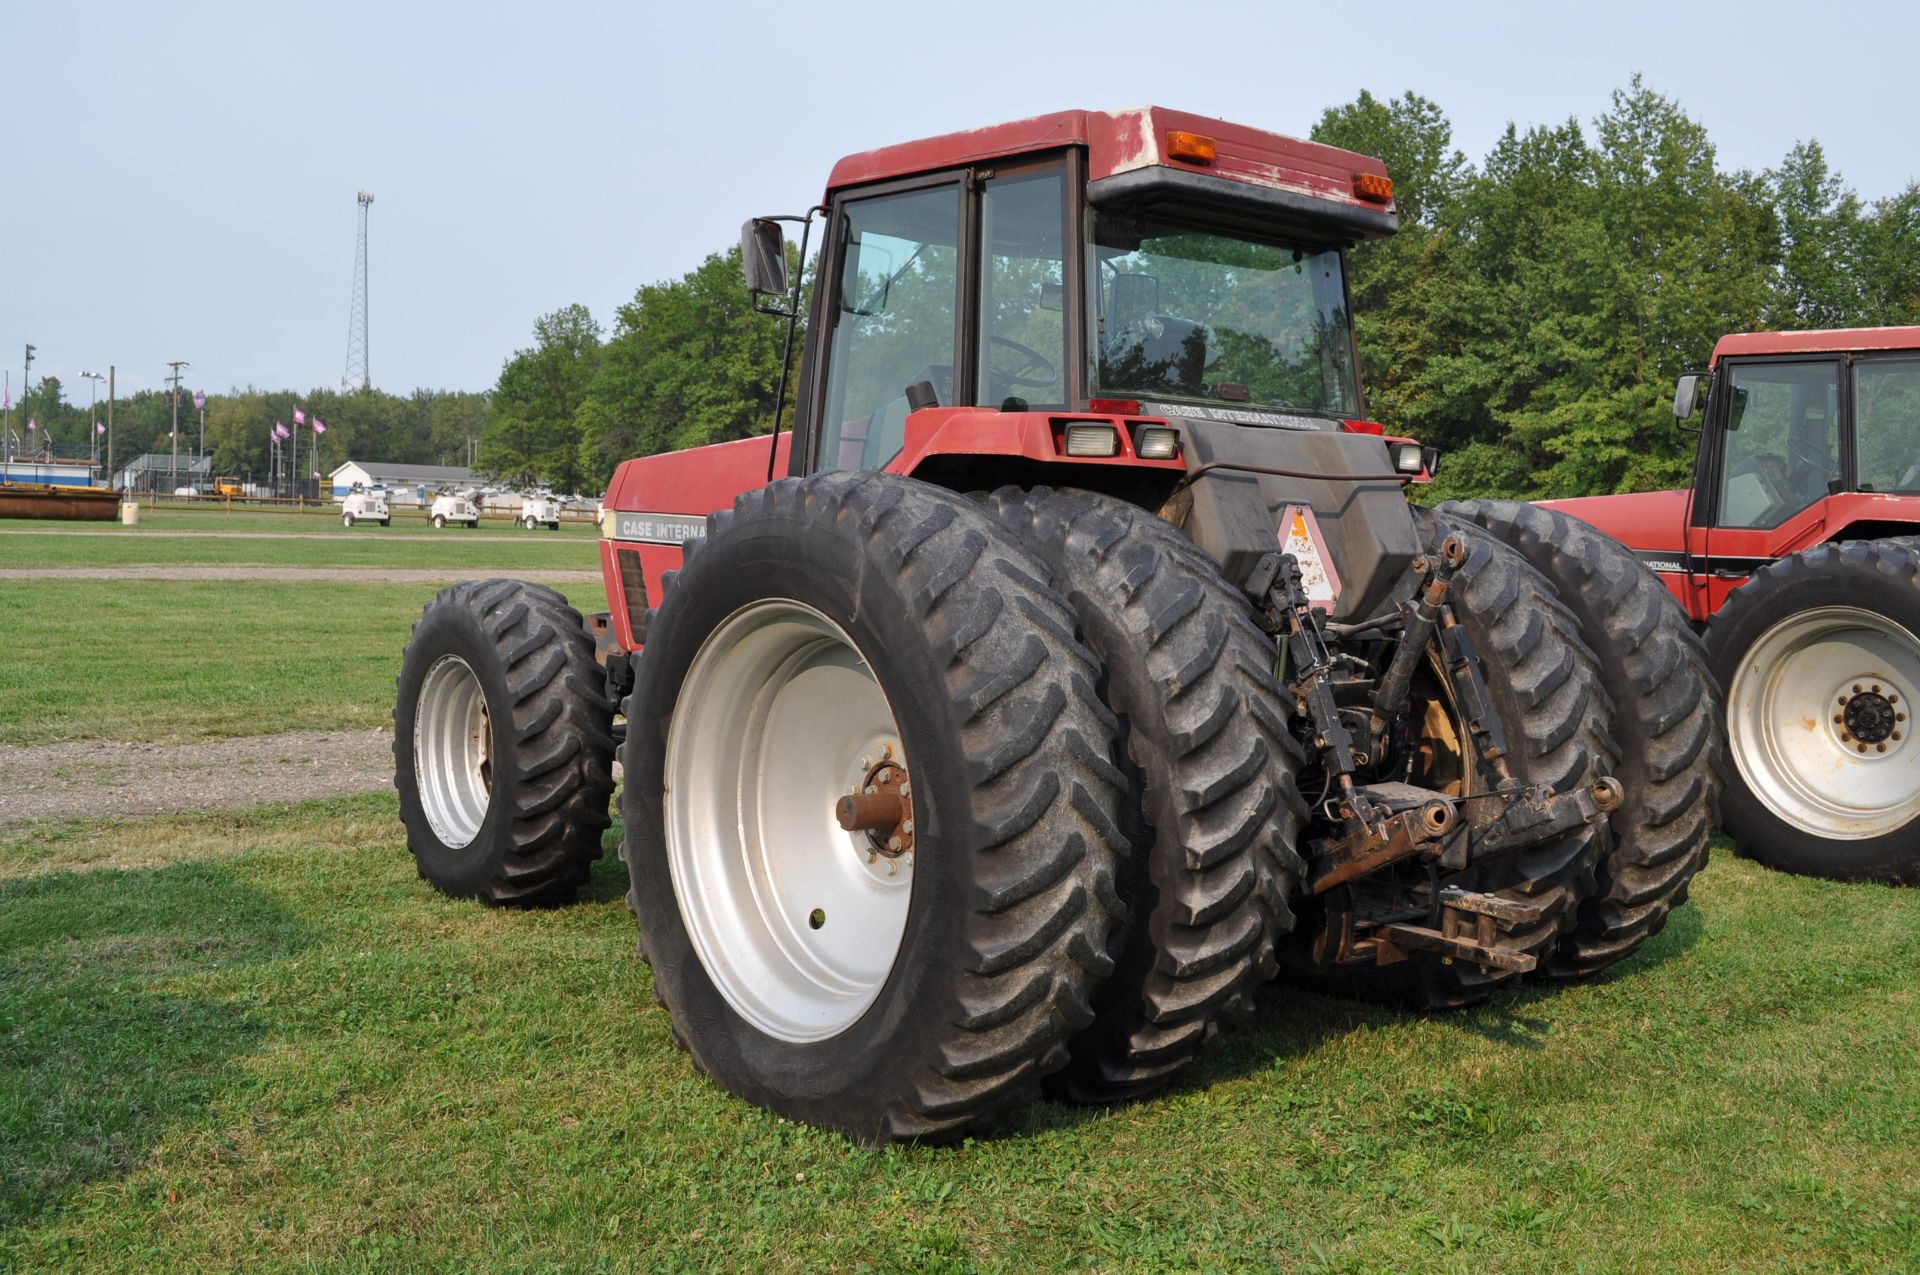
[331,460,476,505]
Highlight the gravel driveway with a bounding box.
[0,730,397,824]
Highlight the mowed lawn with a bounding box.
[0,798,1914,1272]
[1,523,1915,1272]
[0,577,608,746]
[0,506,604,537]
[0,527,600,572]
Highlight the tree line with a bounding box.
[1315,78,1919,498]
[22,79,1913,500]
[11,377,489,486]
[482,79,1917,499]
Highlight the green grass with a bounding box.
[0,578,608,745]
[0,526,599,571]
[0,506,602,536]
[0,805,1913,1272]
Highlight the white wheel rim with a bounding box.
[665,599,913,1043]
[1730,605,1920,840]
[414,654,492,849]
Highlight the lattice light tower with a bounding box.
[344,191,373,390]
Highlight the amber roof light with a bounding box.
[1166,131,1217,164]
[1353,172,1394,203]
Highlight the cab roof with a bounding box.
[1712,326,1920,364]
[823,106,1394,221]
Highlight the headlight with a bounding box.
[1063,424,1120,457]
[1393,442,1425,474]
[1135,426,1179,459]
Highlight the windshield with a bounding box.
[1091,211,1359,420]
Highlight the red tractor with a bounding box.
[392,108,1720,1143]
[1533,328,1920,884]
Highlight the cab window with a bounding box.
[1854,358,1920,494]
[976,165,1067,410]
[818,184,961,472]
[1716,360,1841,529]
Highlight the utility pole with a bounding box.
[81,371,105,480]
[166,360,188,493]
[107,366,115,493]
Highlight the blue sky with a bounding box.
[10,0,1917,400]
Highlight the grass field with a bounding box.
[0,506,602,536]
[1,524,1915,1272]
[0,527,599,571]
[0,797,1913,1272]
[0,578,607,745]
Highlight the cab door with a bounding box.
[1699,356,1845,609]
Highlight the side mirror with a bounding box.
[740,218,789,297]
[1672,372,1703,420]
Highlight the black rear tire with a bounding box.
[394,579,616,905]
[1305,512,1615,1009]
[1705,539,1920,883]
[1441,499,1723,975]
[982,487,1306,1104]
[624,472,1129,1144]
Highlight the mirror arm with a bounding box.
[766,206,823,484]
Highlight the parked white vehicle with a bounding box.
[429,490,481,529]
[519,494,562,530]
[341,483,391,528]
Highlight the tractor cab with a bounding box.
[1548,327,1920,620]
[741,108,1400,488]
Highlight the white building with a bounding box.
[330,461,476,507]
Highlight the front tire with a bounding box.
[624,472,1128,1143]
[982,487,1306,1104]
[394,579,616,905]
[343,513,355,528]
[1707,539,1920,882]
[432,514,447,529]
[1442,499,1723,976]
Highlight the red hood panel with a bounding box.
[1537,489,1690,553]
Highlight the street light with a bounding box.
[80,371,106,483]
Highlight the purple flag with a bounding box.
[293,407,306,426]
[193,392,206,411]
[313,418,327,435]
[96,422,106,435]
[26,419,35,432]
[274,421,289,439]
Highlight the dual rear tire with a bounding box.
[623,473,1130,1142]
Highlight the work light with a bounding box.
[1135,427,1180,459]
[1063,424,1120,457]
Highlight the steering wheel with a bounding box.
[987,334,1059,391]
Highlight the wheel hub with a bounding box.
[1730,605,1920,840]
[836,748,915,869]
[664,599,914,1043]
[1837,685,1903,750]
